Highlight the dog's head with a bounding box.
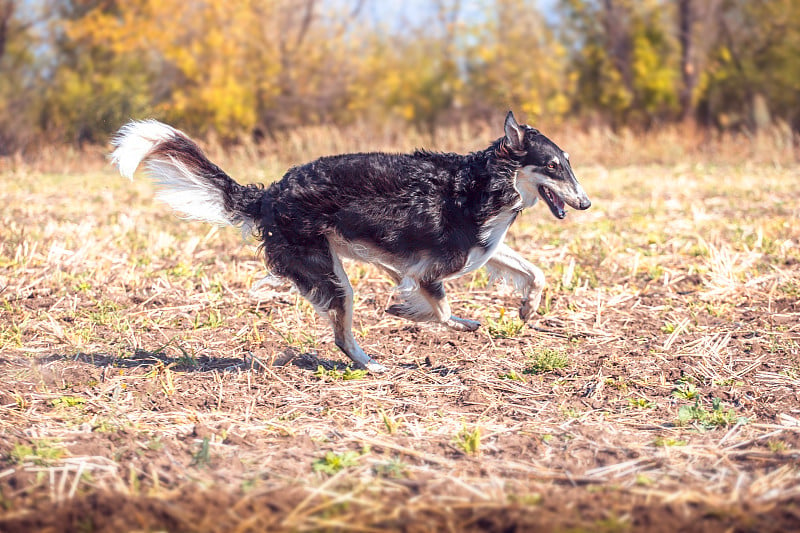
[502,111,591,219]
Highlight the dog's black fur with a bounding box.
[264,147,519,284]
[112,112,591,371]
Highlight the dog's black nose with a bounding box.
[580,198,592,210]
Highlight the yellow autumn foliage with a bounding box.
[1,0,798,149]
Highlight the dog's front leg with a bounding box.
[485,243,546,322]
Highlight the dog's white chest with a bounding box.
[454,210,516,277]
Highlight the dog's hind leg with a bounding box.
[326,245,387,372]
[485,243,546,322]
[268,238,386,372]
[386,280,480,332]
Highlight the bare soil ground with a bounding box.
[1,144,799,531]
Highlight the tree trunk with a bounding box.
[678,0,697,121]
[0,1,15,63]
[602,0,634,95]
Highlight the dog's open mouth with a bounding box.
[538,185,566,219]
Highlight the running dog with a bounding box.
[111,112,591,372]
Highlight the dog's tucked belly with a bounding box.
[327,235,406,279]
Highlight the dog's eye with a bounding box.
[547,162,557,170]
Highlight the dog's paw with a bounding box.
[384,304,405,318]
[519,300,536,323]
[446,316,481,332]
[385,303,437,323]
[365,359,388,373]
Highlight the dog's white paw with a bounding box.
[446,316,481,332]
[519,300,536,323]
[365,359,388,373]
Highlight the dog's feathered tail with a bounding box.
[110,120,264,236]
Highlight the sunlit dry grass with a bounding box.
[3,118,797,176]
[0,126,799,530]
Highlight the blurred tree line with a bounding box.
[0,0,798,152]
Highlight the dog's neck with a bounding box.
[484,137,521,177]
[457,138,522,219]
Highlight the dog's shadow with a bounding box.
[17,347,460,379]
[48,350,248,373]
[63,348,372,375]
[398,362,460,377]
[278,351,460,377]
[287,352,356,372]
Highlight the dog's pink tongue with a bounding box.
[551,191,565,214]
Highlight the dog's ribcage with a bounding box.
[454,209,517,278]
[330,207,515,285]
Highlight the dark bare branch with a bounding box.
[293,0,316,52]
[0,0,15,62]
[678,0,696,120]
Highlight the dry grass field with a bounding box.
[1,125,799,531]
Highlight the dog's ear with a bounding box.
[504,111,525,152]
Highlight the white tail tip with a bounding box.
[110,120,181,179]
